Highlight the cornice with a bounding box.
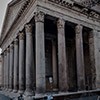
[81,0,100,8]
[0,0,33,46]
[9,0,21,6]
[48,0,100,20]
[0,0,21,38]
[1,0,100,47]
[0,0,36,50]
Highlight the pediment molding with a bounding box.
[0,0,32,43]
[1,0,100,47]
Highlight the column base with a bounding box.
[18,90,24,95]
[1,87,5,90]
[24,90,34,96]
[5,88,8,91]
[35,92,46,98]
[23,95,34,100]
[3,88,6,91]
[13,89,18,93]
[8,89,13,92]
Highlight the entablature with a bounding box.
[48,0,100,20]
[1,0,100,51]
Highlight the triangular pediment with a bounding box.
[1,0,26,36]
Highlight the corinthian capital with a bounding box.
[10,43,14,49]
[14,38,18,45]
[7,47,10,53]
[57,19,65,29]
[25,23,32,34]
[34,11,45,22]
[19,31,25,40]
[89,30,93,38]
[75,24,83,34]
[4,50,7,56]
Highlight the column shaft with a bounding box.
[19,32,25,94]
[57,19,68,92]
[6,47,10,90]
[9,43,14,91]
[4,51,7,89]
[5,50,8,89]
[1,53,4,89]
[75,24,85,90]
[25,23,34,96]
[13,38,19,92]
[35,12,46,94]
[52,40,57,89]
[89,31,96,89]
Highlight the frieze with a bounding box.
[1,0,100,51]
[81,0,100,8]
[48,0,100,20]
[48,0,74,8]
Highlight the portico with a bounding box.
[0,0,100,99]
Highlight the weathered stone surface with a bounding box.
[18,32,25,94]
[13,38,19,92]
[75,25,85,91]
[6,48,10,90]
[57,19,68,92]
[93,30,100,89]
[24,23,34,96]
[35,11,46,94]
[52,40,57,89]
[88,31,96,89]
[0,0,100,98]
[9,43,14,91]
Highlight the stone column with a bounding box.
[18,32,25,94]
[75,24,85,91]
[9,43,14,91]
[1,53,3,88]
[35,11,46,94]
[6,47,10,90]
[1,53,4,89]
[5,49,8,90]
[13,38,19,93]
[24,23,34,96]
[52,40,57,90]
[89,30,96,90]
[57,19,68,92]
[93,30,100,89]
[4,50,7,89]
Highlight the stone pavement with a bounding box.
[0,93,11,100]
